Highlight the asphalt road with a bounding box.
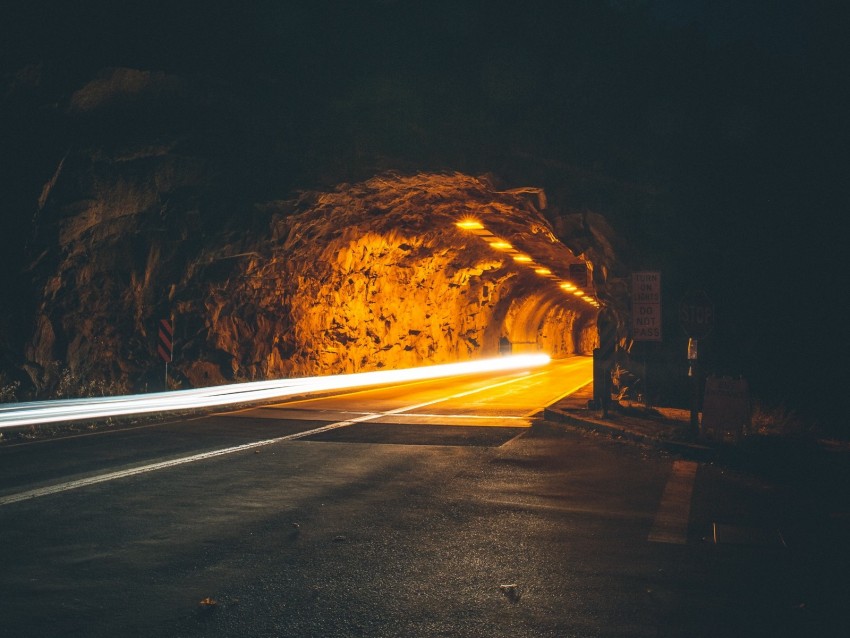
[1,356,848,637]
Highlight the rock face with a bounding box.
[20,69,599,395]
[26,168,597,392]
[187,173,598,384]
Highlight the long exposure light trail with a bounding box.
[0,354,550,429]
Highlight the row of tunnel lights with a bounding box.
[455,219,601,309]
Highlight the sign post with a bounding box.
[158,318,173,388]
[631,272,662,408]
[631,272,662,342]
[679,290,715,340]
[679,290,715,434]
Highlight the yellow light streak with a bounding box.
[513,254,532,263]
[560,282,576,290]
[489,241,512,250]
[456,219,484,230]
[534,268,551,275]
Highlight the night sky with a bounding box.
[1,1,847,427]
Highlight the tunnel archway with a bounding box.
[25,170,601,390]
[500,287,595,357]
[242,172,602,379]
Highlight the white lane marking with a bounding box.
[229,373,468,411]
[547,380,593,406]
[246,409,527,421]
[256,357,591,411]
[0,417,368,506]
[373,415,531,429]
[648,460,698,544]
[517,379,592,418]
[0,371,541,506]
[379,413,527,420]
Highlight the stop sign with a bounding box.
[679,290,715,339]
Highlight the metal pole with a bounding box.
[690,360,700,435]
[165,362,168,390]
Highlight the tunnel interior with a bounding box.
[25,170,600,391]
[188,171,602,384]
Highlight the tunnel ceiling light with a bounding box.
[455,217,597,307]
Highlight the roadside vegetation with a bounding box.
[749,402,809,439]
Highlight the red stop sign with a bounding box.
[679,290,714,338]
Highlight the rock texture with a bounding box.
[26,167,597,392]
[19,69,599,395]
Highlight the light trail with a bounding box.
[0,366,546,505]
[0,354,550,429]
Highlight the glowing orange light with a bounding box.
[535,268,551,275]
[0,355,552,428]
[560,282,576,291]
[513,255,532,263]
[489,241,512,250]
[456,219,484,230]
[573,290,585,297]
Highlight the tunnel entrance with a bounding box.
[502,290,585,357]
[175,172,601,384]
[220,172,602,382]
[24,170,600,391]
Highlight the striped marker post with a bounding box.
[158,318,173,387]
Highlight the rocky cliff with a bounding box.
[13,68,607,396]
[26,167,599,392]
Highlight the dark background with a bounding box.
[1,1,846,429]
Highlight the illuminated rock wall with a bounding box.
[20,70,597,392]
[25,166,597,392]
[168,173,597,387]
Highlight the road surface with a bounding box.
[1,356,847,637]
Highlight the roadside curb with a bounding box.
[542,406,717,461]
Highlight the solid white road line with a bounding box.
[0,417,368,506]
[0,371,543,506]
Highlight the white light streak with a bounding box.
[0,366,551,505]
[0,355,551,429]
